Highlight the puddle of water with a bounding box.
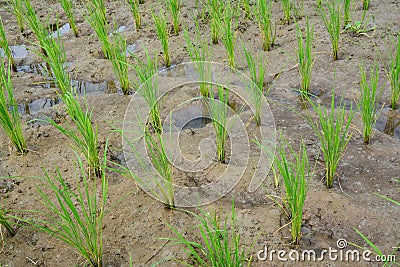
[16,62,48,76]
[111,25,129,35]
[0,45,28,59]
[171,104,212,130]
[376,108,400,139]
[72,80,117,95]
[126,43,137,56]
[49,23,71,38]
[18,96,60,115]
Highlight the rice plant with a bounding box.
[208,0,223,44]
[110,32,130,94]
[343,0,351,26]
[281,0,291,25]
[144,128,174,209]
[57,0,79,37]
[165,202,253,266]
[129,49,162,133]
[6,0,24,33]
[320,0,341,60]
[241,0,251,19]
[0,17,16,72]
[0,207,16,237]
[255,0,276,51]
[271,139,310,245]
[295,17,314,96]
[221,1,236,68]
[357,63,381,144]
[0,59,28,155]
[243,46,266,126]
[127,0,141,30]
[206,85,229,163]
[153,10,170,67]
[168,0,181,34]
[363,0,370,10]
[184,25,211,97]
[308,89,354,188]
[25,146,108,267]
[389,35,400,110]
[85,1,112,59]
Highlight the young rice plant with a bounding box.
[208,0,223,44]
[255,0,276,51]
[281,0,291,25]
[320,0,341,60]
[0,207,15,237]
[0,59,28,154]
[0,17,16,71]
[6,0,24,32]
[296,17,314,96]
[168,0,181,34]
[344,0,351,26]
[127,0,142,30]
[57,0,79,37]
[110,32,130,95]
[389,35,400,110]
[153,10,171,67]
[221,1,236,68]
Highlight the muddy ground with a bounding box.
[0,0,400,266]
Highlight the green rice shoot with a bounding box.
[221,1,236,68]
[57,0,79,37]
[168,0,181,34]
[127,0,141,30]
[153,10,171,67]
[0,17,16,71]
[6,0,24,33]
[389,35,400,110]
[281,0,291,25]
[320,0,341,60]
[110,31,130,95]
[255,0,276,51]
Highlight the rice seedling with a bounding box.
[206,85,229,163]
[144,128,174,209]
[343,0,351,26]
[221,1,236,68]
[183,24,211,97]
[269,138,310,245]
[84,1,112,59]
[295,17,314,97]
[129,49,162,133]
[363,0,370,10]
[57,0,79,37]
[0,17,16,72]
[153,10,170,68]
[208,0,223,44]
[255,0,276,51]
[241,0,251,19]
[0,59,28,155]
[168,0,181,34]
[320,0,341,60]
[6,0,24,33]
[165,201,254,266]
[243,45,266,126]
[389,35,400,110]
[0,207,15,237]
[357,63,381,144]
[316,0,322,9]
[126,0,141,30]
[24,145,109,267]
[281,0,292,25]
[110,32,130,95]
[307,89,354,188]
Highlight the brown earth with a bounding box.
[0,0,400,266]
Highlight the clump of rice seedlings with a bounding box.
[0,207,16,237]
[85,1,112,59]
[144,128,174,209]
[208,0,223,44]
[25,147,108,267]
[0,59,27,155]
[127,0,141,30]
[243,45,266,126]
[241,0,251,19]
[269,138,310,245]
[343,0,351,26]
[6,0,24,32]
[363,0,370,10]
[358,63,381,144]
[0,17,16,71]
[389,35,400,110]
[184,23,211,97]
[110,32,130,95]
[316,0,322,9]
[166,201,253,266]
[57,0,79,37]
[130,49,162,133]
[153,10,170,68]
[295,17,314,97]
[221,1,236,68]
[255,0,276,51]
[320,0,341,60]
[281,0,291,25]
[168,0,181,34]
[207,85,229,163]
[308,89,354,188]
